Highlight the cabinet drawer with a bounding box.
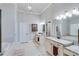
[64,49,73,56]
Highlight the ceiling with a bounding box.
[17,3,51,15]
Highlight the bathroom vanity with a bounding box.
[45,37,73,56]
[63,28,79,56]
[34,33,41,47]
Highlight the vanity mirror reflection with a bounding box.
[46,19,62,38]
[54,15,79,45]
[46,14,79,45]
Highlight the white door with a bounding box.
[19,23,30,43]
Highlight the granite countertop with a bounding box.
[45,37,73,46]
[65,45,79,55]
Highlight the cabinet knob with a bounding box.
[73,55,75,56]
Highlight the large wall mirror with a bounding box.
[54,15,79,45]
[46,15,79,44]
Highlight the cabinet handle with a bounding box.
[73,55,75,56]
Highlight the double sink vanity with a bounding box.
[45,37,79,56]
[45,9,79,56]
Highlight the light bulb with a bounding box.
[72,8,79,15]
[65,12,72,18]
[60,15,66,19]
[28,5,32,10]
[56,16,62,20]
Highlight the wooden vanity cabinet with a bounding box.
[45,39,53,55]
[51,40,64,56]
[45,39,64,56]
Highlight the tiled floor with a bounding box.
[3,36,50,56]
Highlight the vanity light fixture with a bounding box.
[55,8,79,20]
[56,14,66,20]
[65,11,72,18]
[72,8,79,15]
[55,16,62,20]
[60,14,66,19]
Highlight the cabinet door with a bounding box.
[45,39,52,55]
[58,44,64,56]
[64,49,73,56]
[53,45,58,56]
